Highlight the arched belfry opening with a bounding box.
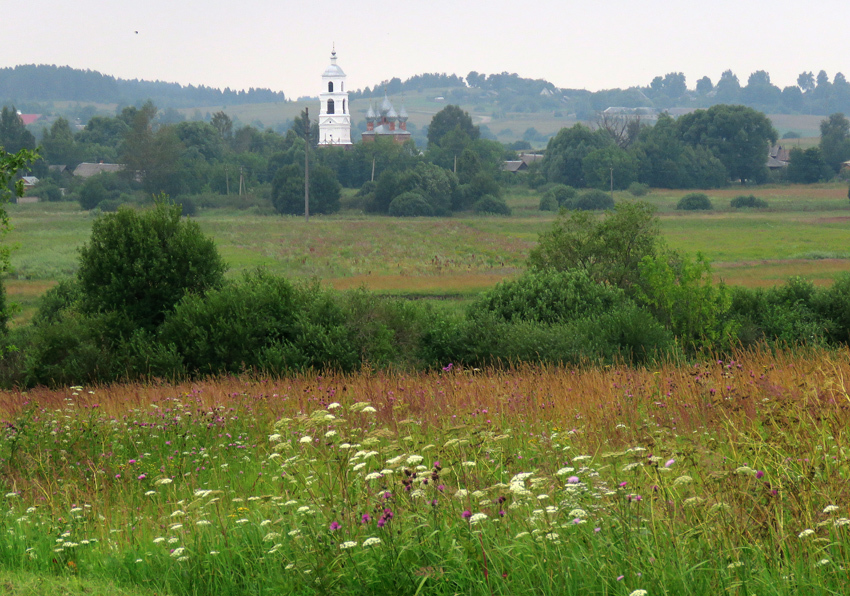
[328,82,333,92]
[327,99,335,114]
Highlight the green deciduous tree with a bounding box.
[41,117,81,166]
[0,106,36,155]
[542,124,611,188]
[528,201,662,290]
[427,105,479,148]
[787,147,831,183]
[636,252,732,350]
[76,201,226,330]
[581,145,639,190]
[819,113,850,174]
[677,104,777,184]
[271,163,341,215]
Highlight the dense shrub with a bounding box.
[450,306,671,367]
[727,277,832,347]
[813,272,850,344]
[77,176,108,210]
[388,192,434,217]
[677,193,713,210]
[730,195,768,209]
[529,202,662,290]
[628,182,650,197]
[157,272,348,376]
[76,201,226,330]
[157,273,428,377]
[541,184,577,209]
[30,182,63,202]
[573,189,614,211]
[97,199,122,212]
[470,269,630,325]
[539,194,558,211]
[21,311,130,387]
[472,195,511,215]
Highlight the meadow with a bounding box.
[5,183,850,326]
[1,347,849,595]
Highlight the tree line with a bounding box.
[535,105,850,192]
[3,100,850,219]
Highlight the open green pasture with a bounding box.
[4,183,850,325]
[0,349,849,595]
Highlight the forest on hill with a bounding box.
[0,64,286,109]
[3,64,850,120]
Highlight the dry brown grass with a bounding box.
[5,347,848,451]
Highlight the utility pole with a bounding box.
[225,165,230,195]
[239,165,244,196]
[610,167,614,200]
[304,107,310,223]
[371,157,376,182]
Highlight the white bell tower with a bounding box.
[318,46,352,147]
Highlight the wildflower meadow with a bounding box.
[1,348,849,595]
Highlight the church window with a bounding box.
[343,100,346,113]
[327,99,335,114]
[328,82,333,92]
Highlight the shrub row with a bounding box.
[7,268,850,388]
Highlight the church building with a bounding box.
[318,48,352,147]
[361,93,411,144]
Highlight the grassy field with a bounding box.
[4,183,850,326]
[0,348,849,595]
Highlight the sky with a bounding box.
[5,0,847,100]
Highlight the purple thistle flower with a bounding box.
[755,470,765,479]
[329,521,341,531]
[461,510,472,519]
[567,476,579,484]
[377,518,386,528]
[361,513,371,524]
[665,459,675,468]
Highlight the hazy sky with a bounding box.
[5,1,847,100]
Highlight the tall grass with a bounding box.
[1,348,849,595]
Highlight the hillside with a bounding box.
[0,64,286,109]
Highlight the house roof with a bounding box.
[18,114,41,125]
[501,160,525,172]
[73,162,124,178]
[21,176,39,185]
[519,153,544,166]
[767,156,788,169]
[769,145,791,162]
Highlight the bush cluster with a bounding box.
[677,193,713,210]
[730,195,769,209]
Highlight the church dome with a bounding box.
[323,50,346,77]
[398,104,408,122]
[379,93,393,116]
